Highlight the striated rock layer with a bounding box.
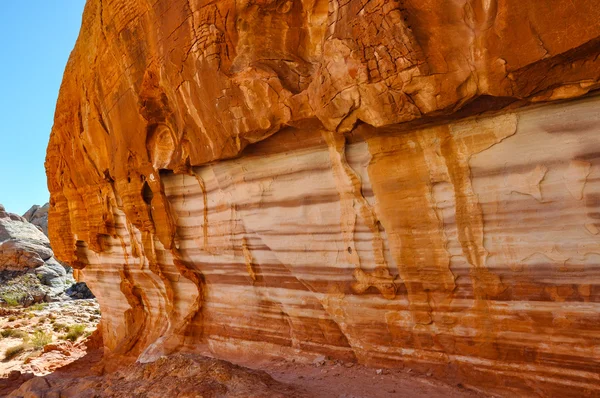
[47,0,600,396]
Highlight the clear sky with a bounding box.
[0,1,86,215]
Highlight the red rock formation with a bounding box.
[46,0,600,395]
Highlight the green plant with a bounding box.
[65,324,86,342]
[7,316,16,322]
[4,344,28,360]
[28,303,47,311]
[31,330,52,349]
[0,294,20,307]
[1,328,26,339]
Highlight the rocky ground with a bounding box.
[0,299,100,377]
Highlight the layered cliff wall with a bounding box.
[46,0,600,395]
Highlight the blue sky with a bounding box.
[0,1,86,215]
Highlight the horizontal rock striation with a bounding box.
[46,0,600,395]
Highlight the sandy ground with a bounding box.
[272,363,487,397]
[260,359,489,398]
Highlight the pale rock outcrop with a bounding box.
[0,205,69,303]
[0,204,53,272]
[23,203,50,236]
[45,0,600,396]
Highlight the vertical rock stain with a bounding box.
[322,130,396,299]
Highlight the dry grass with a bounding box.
[1,328,26,339]
[4,344,29,361]
[64,324,86,342]
[31,330,52,349]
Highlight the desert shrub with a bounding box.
[7,316,16,322]
[28,303,47,311]
[0,329,13,338]
[65,324,86,342]
[52,323,68,332]
[4,344,28,360]
[31,330,52,349]
[0,294,20,307]
[1,328,26,339]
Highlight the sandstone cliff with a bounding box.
[46,0,600,395]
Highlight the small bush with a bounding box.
[65,324,86,342]
[28,303,47,311]
[1,294,20,307]
[4,344,28,360]
[1,328,26,339]
[53,323,68,332]
[7,316,16,322]
[31,330,52,349]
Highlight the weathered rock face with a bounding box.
[23,203,50,237]
[0,204,54,272]
[46,0,600,395]
[0,204,71,304]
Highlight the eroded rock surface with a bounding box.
[22,203,49,237]
[0,205,75,304]
[46,0,600,396]
[0,205,52,272]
